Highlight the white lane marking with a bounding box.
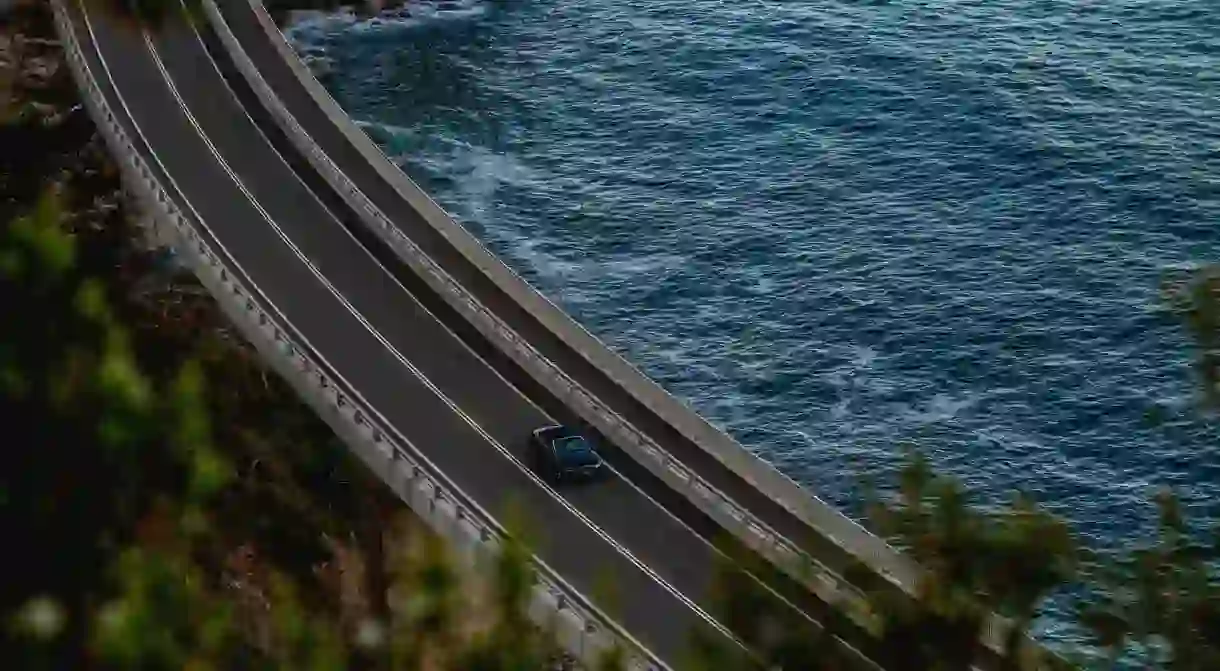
[126,9,735,641]
[182,8,859,654]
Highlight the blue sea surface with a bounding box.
[287,0,1220,640]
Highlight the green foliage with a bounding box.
[0,186,203,668]
[710,448,1212,671]
[702,535,854,671]
[1080,491,1220,671]
[1162,266,1220,409]
[860,450,1077,671]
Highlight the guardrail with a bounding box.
[51,3,668,668]
[205,0,890,633]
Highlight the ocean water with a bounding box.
[286,0,1220,639]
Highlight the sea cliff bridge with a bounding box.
[50,1,1028,667]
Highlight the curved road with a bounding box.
[59,1,849,665]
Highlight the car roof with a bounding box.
[552,435,599,467]
[554,435,589,451]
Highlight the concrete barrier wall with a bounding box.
[51,4,667,667]
[205,0,904,633]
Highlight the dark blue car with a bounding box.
[529,424,605,484]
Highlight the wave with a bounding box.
[361,0,488,33]
[285,0,488,44]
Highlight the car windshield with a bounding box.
[553,435,599,467]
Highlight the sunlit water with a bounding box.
[286,0,1220,643]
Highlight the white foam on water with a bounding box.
[825,344,879,389]
[442,146,683,305]
[343,0,487,35]
[597,254,688,283]
[899,391,980,425]
[450,145,536,222]
[828,396,852,421]
[354,118,418,141]
[283,7,360,44]
[284,0,489,55]
[508,237,582,283]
